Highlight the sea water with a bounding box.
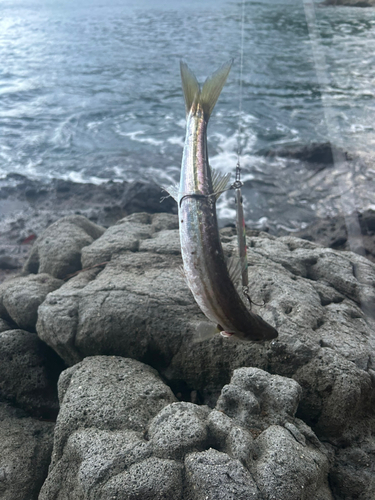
[1,0,374,230]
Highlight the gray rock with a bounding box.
[0,318,12,333]
[23,215,105,279]
[0,403,54,500]
[81,212,153,268]
[184,448,260,500]
[323,0,375,6]
[39,356,181,500]
[37,250,194,366]
[293,348,373,444]
[102,457,183,500]
[0,329,63,418]
[208,410,255,468]
[50,356,176,470]
[39,429,152,500]
[216,367,302,431]
[38,357,350,500]
[0,273,62,331]
[80,212,179,267]
[329,444,375,500]
[32,214,375,499]
[252,425,332,500]
[148,402,210,459]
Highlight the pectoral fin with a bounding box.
[162,183,179,202]
[192,321,220,343]
[211,169,231,199]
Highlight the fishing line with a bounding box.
[233,0,250,296]
[303,1,366,310]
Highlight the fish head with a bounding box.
[221,314,278,342]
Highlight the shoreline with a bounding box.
[1,172,374,283]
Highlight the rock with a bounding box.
[294,209,375,263]
[49,356,176,470]
[39,359,344,500]
[294,348,373,444]
[29,213,375,499]
[185,448,260,500]
[323,0,375,6]
[0,273,62,331]
[0,329,64,419]
[330,445,375,500]
[0,403,54,500]
[39,356,179,499]
[208,410,255,467]
[23,215,105,279]
[81,212,154,267]
[102,457,183,500]
[0,318,13,333]
[216,367,302,431]
[0,175,177,283]
[148,402,210,460]
[252,425,332,500]
[265,142,351,168]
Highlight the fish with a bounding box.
[165,61,278,342]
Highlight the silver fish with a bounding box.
[166,61,278,342]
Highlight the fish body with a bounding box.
[173,61,278,342]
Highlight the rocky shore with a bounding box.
[1,172,374,284]
[0,201,374,498]
[323,0,375,6]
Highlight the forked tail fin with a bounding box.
[180,60,232,121]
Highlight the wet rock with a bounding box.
[0,273,62,331]
[23,215,105,279]
[0,403,54,500]
[0,175,177,283]
[323,0,375,6]
[265,142,350,168]
[0,329,64,419]
[294,209,375,263]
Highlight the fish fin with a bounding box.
[226,255,247,286]
[180,61,200,116]
[161,183,179,202]
[211,169,232,199]
[178,265,186,279]
[192,321,220,344]
[200,60,233,120]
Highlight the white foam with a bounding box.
[61,171,108,185]
[177,118,186,129]
[121,130,164,147]
[167,135,184,147]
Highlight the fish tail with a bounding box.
[180,60,232,121]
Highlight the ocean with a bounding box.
[1,0,374,230]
